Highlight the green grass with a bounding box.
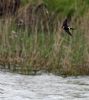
[0,0,89,75]
[0,18,88,75]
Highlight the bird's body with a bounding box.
[62,18,73,36]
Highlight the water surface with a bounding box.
[0,71,89,100]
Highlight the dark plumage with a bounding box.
[62,18,73,36]
[62,10,75,36]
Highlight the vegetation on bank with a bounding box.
[0,0,89,76]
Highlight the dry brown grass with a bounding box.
[0,2,89,75]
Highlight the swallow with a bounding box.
[62,18,74,36]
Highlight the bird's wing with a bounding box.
[65,29,72,36]
[62,19,68,28]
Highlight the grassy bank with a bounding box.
[0,0,89,76]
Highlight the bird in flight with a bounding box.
[62,11,74,36]
[62,18,74,36]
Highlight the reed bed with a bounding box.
[0,0,89,75]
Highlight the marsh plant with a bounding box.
[0,0,89,75]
